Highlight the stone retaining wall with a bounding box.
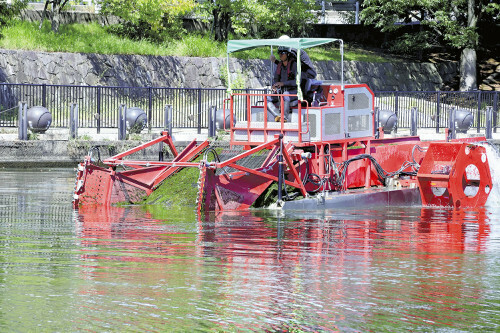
[0,49,457,91]
[0,139,175,167]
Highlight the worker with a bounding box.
[267,46,297,122]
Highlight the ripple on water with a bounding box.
[0,168,499,331]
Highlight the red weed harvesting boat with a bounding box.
[73,38,493,213]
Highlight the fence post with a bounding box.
[394,92,399,133]
[96,86,101,134]
[436,91,441,133]
[158,104,172,162]
[486,106,493,140]
[448,107,456,140]
[208,105,217,138]
[410,107,418,136]
[374,106,380,139]
[494,91,498,133]
[164,104,173,135]
[148,87,153,133]
[477,91,482,133]
[118,104,127,140]
[245,88,250,118]
[69,103,79,139]
[18,101,28,140]
[42,84,47,108]
[197,88,202,134]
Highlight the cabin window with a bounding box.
[325,113,341,135]
[348,114,370,132]
[347,93,369,110]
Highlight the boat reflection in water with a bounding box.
[74,204,495,331]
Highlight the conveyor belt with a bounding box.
[203,140,273,176]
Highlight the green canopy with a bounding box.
[226,38,343,99]
[227,38,340,54]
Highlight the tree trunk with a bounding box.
[51,3,60,33]
[212,7,220,41]
[219,11,229,41]
[212,5,229,41]
[39,0,49,30]
[459,48,477,91]
[459,0,478,91]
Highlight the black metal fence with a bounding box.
[375,90,499,133]
[0,83,268,133]
[1,83,499,132]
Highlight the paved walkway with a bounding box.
[1,127,499,143]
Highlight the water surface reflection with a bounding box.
[76,204,499,331]
[0,168,498,331]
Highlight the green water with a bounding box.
[0,168,499,332]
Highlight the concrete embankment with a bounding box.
[0,140,162,167]
[0,128,499,168]
[0,128,199,168]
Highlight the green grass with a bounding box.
[0,20,171,55]
[0,19,392,62]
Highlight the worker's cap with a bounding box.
[278,46,291,54]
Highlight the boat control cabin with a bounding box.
[228,83,375,146]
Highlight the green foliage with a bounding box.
[360,0,500,55]
[27,131,39,140]
[387,32,434,54]
[0,20,392,63]
[128,133,142,141]
[100,0,195,30]
[0,0,27,35]
[67,137,93,158]
[0,20,172,55]
[248,0,319,38]
[219,62,247,89]
[105,22,173,42]
[79,134,93,140]
[168,34,226,57]
[197,0,319,41]
[99,0,195,41]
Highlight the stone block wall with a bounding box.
[0,48,458,91]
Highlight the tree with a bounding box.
[250,0,319,38]
[360,0,500,91]
[39,0,70,33]
[96,0,195,40]
[198,0,319,41]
